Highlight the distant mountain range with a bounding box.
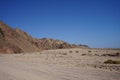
[0,21,88,53]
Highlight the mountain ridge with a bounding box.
[0,21,88,53]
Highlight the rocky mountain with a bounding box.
[31,38,79,50]
[0,21,88,53]
[0,21,40,53]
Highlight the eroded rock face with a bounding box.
[0,21,87,53]
[0,21,40,53]
[32,38,79,50]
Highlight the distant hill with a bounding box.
[0,21,88,53]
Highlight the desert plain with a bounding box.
[0,48,120,80]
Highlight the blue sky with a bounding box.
[0,0,120,48]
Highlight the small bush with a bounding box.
[69,51,72,53]
[62,53,67,55]
[88,51,91,53]
[81,54,86,56]
[75,51,79,53]
[116,52,120,56]
[104,59,120,64]
[94,54,99,56]
[102,53,120,57]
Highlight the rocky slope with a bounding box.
[0,21,87,53]
[0,21,40,53]
[32,38,79,50]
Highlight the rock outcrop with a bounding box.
[31,38,79,50]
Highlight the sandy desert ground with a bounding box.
[0,48,120,80]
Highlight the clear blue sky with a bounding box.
[0,0,120,48]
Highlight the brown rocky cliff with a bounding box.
[0,21,40,53]
[32,38,78,50]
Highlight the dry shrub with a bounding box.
[94,54,99,56]
[104,59,120,64]
[116,52,120,56]
[75,51,79,53]
[62,53,67,55]
[81,54,86,56]
[69,51,72,53]
[102,52,120,57]
[88,50,92,53]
